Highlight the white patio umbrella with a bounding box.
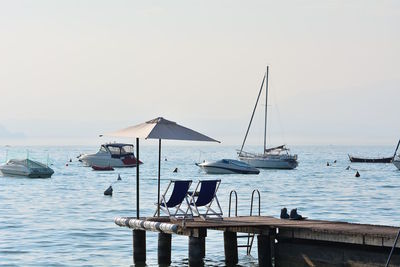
[103,117,220,218]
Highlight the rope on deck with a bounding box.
[114,217,178,234]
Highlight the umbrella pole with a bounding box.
[136,138,140,219]
[157,139,161,217]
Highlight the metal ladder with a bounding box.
[228,189,261,255]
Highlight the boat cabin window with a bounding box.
[107,146,122,155]
[99,146,108,153]
[121,145,134,154]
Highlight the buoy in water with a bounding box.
[346,166,350,170]
[173,168,178,173]
[117,174,122,181]
[65,163,68,166]
[326,162,330,166]
[355,171,360,177]
[104,185,113,196]
[333,160,337,163]
[69,158,72,163]
[165,158,168,161]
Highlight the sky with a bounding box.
[0,0,399,146]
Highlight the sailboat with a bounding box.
[238,66,298,169]
[392,139,400,170]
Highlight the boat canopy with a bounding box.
[7,159,48,168]
[264,145,289,153]
[102,143,134,155]
[237,144,291,157]
[221,159,252,167]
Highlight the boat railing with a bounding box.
[228,190,238,217]
[239,150,297,160]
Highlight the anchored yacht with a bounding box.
[0,159,54,178]
[78,143,142,168]
[238,66,298,169]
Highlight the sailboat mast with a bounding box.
[263,66,269,153]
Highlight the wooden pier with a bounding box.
[115,216,400,266]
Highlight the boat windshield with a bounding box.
[108,146,122,155]
[230,159,251,167]
[222,159,250,167]
[99,145,108,153]
[121,145,134,154]
[105,144,134,155]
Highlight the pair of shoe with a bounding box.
[280,208,306,220]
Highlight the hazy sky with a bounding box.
[0,0,399,146]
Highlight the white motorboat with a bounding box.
[0,159,54,178]
[238,66,298,169]
[78,143,142,168]
[196,159,260,174]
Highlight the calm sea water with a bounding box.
[0,145,399,266]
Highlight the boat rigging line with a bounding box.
[239,72,266,155]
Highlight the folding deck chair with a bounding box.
[187,179,223,220]
[154,180,192,219]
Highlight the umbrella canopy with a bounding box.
[105,117,220,142]
[104,117,220,217]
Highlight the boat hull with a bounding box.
[0,169,54,178]
[91,165,114,171]
[196,159,260,174]
[239,156,298,169]
[348,155,393,163]
[198,165,260,174]
[394,160,400,170]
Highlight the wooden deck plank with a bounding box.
[173,216,399,237]
[116,216,400,247]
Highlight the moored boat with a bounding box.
[238,66,298,169]
[0,159,54,178]
[348,155,393,163]
[239,146,298,169]
[349,139,400,164]
[196,159,260,174]
[79,143,142,168]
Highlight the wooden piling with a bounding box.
[258,232,273,267]
[132,229,146,265]
[188,236,205,266]
[224,231,238,266]
[158,232,172,265]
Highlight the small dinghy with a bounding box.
[196,159,260,174]
[349,139,400,164]
[348,155,394,163]
[0,159,54,178]
[91,165,114,171]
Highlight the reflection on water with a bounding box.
[0,145,399,266]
